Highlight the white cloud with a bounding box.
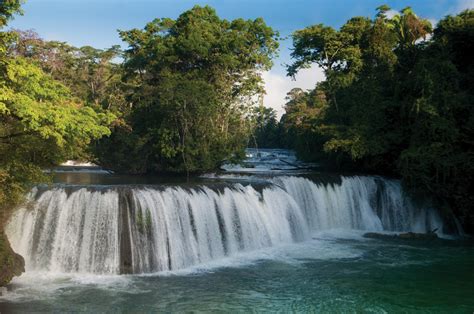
[262,65,325,119]
[454,0,474,13]
[385,9,399,19]
[428,18,438,28]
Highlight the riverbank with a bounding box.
[0,200,25,288]
[0,231,24,288]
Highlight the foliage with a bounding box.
[7,30,127,113]
[95,6,279,174]
[282,7,474,232]
[0,0,21,28]
[0,0,110,285]
[249,106,281,148]
[0,1,113,217]
[277,87,330,160]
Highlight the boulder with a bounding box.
[363,231,439,240]
[0,231,25,287]
[398,232,438,240]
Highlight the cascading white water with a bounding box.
[276,176,443,232]
[124,185,307,273]
[6,176,445,275]
[7,188,121,274]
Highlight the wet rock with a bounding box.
[363,231,439,240]
[0,231,25,287]
[398,232,438,239]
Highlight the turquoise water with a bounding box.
[2,157,472,313]
[1,233,473,313]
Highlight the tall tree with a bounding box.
[250,106,280,148]
[0,0,21,28]
[285,6,474,231]
[96,6,279,174]
[1,0,115,286]
[7,30,126,113]
[1,0,113,217]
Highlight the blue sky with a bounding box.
[8,0,474,115]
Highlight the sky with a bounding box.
[8,0,474,117]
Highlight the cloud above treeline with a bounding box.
[263,65,325,119]
[454,0,474,12]
[262,0,473,120]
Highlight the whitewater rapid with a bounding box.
[6,176,445,275]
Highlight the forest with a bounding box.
[257,6,474,233]
[0,2,278,208]
[0,0,473,286]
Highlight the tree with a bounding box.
[285,6,474,232]
[0,0,115,285]
[0,56,114,208]
[397,9,474,231]
[0,1,115,218]
[288,17,369,112]
[7,30,127,113]
[388,7,432,50]
[250,106,280,148]
[0,0,21,28]
[96,6,279,174]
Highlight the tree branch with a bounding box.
[0,132,32,141]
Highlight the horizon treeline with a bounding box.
[1,1,473,231]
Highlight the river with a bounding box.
[0,149,473,312]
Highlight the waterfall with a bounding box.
[6,176,445,275]
[277,176,443,232]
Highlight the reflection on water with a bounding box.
[51,148,317,186]
[52,171,195,186]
